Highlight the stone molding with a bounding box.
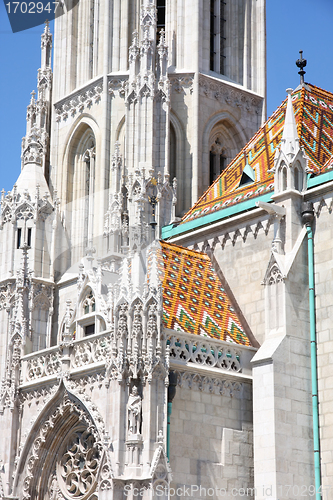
[169,73,194,95]
[188,216,273,253]
[174,370,242,397]
[198,74,263,113]
[54,78,103,122]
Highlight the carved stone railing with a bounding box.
[22,345,62,382]
[21,329,255,385]
[21,331,111,383]
[166,330,255,376]
[71,331,111,368]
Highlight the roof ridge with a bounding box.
[297,85,306,140]
[160,239,209,260]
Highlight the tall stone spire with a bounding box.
[280,88,300,161]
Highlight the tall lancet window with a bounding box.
[210,0,226,74]
[157,0,166,37]
[89,0,97,79]
[209,136,227,184]
[84,145,96,248]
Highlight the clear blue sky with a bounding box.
[1,0,333,193]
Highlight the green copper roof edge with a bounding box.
[162,170,333,240]
[307,169,333,188]
[161,192,273,239]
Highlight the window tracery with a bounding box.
[57,426,101,499]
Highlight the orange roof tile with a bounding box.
[156,241,251,345]
[183,84,333,223]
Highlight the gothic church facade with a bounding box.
[2,1,333,499]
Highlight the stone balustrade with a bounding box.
[166,329,256,376]
[21,329,256,385]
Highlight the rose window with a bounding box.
[57,428,101,499]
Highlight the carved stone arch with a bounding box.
[202,112,248,190]
[293,159,303,191]
[15,201,35,220]
[131,179,142,199]
[31,292,51,352]
[113,115,126,166]
[13,381,112,500]
[1,204,12,224]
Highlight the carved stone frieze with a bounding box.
[198,74,263,113]
[54,78,103,122]
[189,217,273,253]
[108,76,128,98]
[169,74,194,95]
[174,370,242,397]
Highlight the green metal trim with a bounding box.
[306,224,322,499]
[307,170,333,189]
[162,192,273,239]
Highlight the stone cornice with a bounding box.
[54,77,103,122]
[199,73,263,113]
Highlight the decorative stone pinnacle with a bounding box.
[296,50,307,85]
[30,90,36,103]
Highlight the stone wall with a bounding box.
[169,372,253,499]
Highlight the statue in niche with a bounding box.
[128,386,142,435]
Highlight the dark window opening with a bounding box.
[157,0,166,38]
[27,228,32,247]
[85,324,95,336]
[210,0,226,74]
[17,228,22,249]
[220,1,226,74]
[239,172,253,186]
[210,0,215,71]
[210,152,226,185]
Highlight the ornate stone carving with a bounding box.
[168,333,242,372]
[54,79,103,122]
[58,427,101,498]
[26,350,62,381]
[174,371,242,396]
[108,77,127,98]
[170,74,194,95]
[198,74,262,113]
[72,334,111,368]
[267,263,284,285]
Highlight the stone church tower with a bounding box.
[0,1,266,499]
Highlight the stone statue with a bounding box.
[128,386,142,435]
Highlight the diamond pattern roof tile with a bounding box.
[183,84,333,223]
[157,241,251,346]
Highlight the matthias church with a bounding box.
[1,1,333,499]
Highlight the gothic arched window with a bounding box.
[210,0,226,74]
[282,166,287,191]
[66,124,96,263]
[209,135,227,184]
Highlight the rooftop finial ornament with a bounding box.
[296,50,307,85]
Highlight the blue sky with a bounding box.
[0,0,333,193]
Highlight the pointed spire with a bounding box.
[280,88,300,160]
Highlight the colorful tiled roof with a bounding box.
[157,241,250,346]
[183,84,333,223]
